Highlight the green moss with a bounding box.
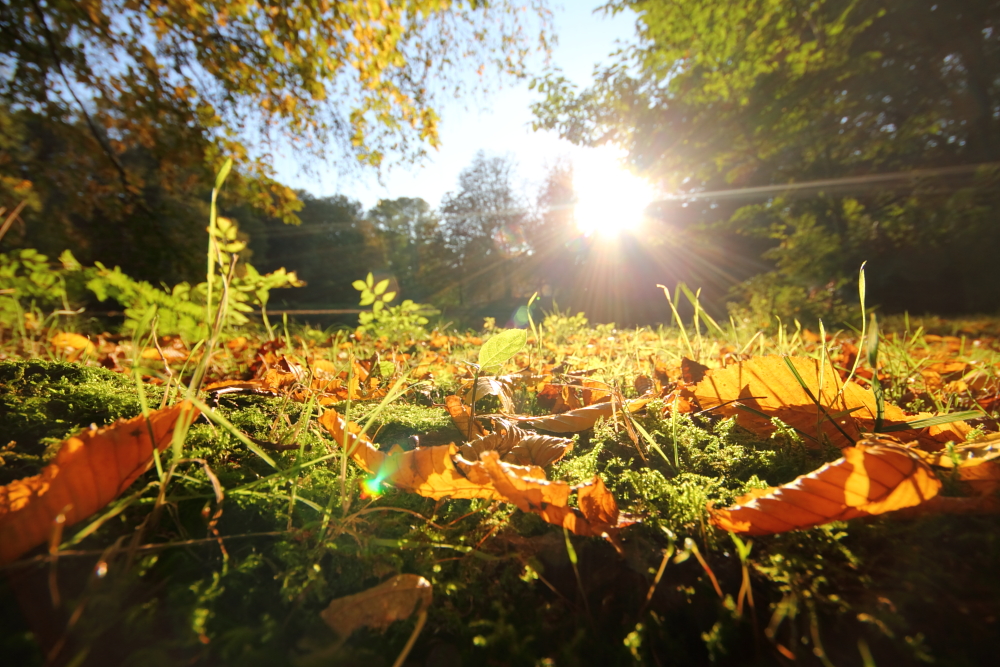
[351,401,458,446]
[0,360,163,484]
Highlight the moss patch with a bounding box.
[0,360,163,484]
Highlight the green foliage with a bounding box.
[352,273,438,339]
[0,1,551,287]
[1,222,302,340]
[477,328,527,372]
[0,249,80,330]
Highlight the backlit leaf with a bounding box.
[478,328,527,372]
[444,395,487,439]
[709,439,941,535]
[0,402,198,564]
[690,356,971,449]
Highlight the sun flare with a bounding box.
[573,147,656,238]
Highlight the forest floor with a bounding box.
[2,312,999,666]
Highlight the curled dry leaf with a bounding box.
[505,434,575,468]
[690,356,970,449]
[913,432,1000,469]
[477,452,632,549]
[458,421,528,460]
[956,461,1000,496]
[0,402,197,564]
[512,396,652,433]
[321,574,432,638]
[460,376,515,413]
[710,439,941,535]
[457,420,574,468]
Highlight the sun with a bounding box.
[573,147,656,238]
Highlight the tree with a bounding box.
[533,0,1000,318]
[250,193,384,308]
[0,0,551,282]
[366,197,452,304]
[440,151,531,307]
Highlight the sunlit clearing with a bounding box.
[573,147,656,238]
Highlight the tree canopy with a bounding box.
[0,0,550,283]
[533,0,1000,318]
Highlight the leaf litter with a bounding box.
[1,318,1000,664]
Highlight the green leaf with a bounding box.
[478,328,527,372]
[352,280,367,291]
[359,293,375,306]
[374,278,389,295]
[382,291,396,302]
[214,157,233,192]
[365,272,374,288]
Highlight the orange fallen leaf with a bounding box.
[50,332,95,361]
[317,409,386,473]
[691,356,864,447]
[709,439,941,535]
[0,402,197,564]
[377,443,510,501]
[317,411,630,546]
[321,574,432,638]
[444,395,487,439]
[957,461,1000,496]
[690,356,970,449]
[512,396,651,433]
[478,452,632,548]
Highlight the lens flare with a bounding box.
[360,476,384,498]
[573,147,656,239]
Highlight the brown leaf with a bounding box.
[0,402,197,564]
[444,395,487,439]
[691,356,864,447]
[505,434,575,468]
[690,356,971,449]
[461,376,515,413]
[680,357,709,384]
[456,421,573,468]
[478,452,631,547]
[321,574,432,638]
[634,375,654,396]
[709,439,941,535]
[457,421,528,460]
[513,396,651,433]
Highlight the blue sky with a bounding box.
[272,4,638,210]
